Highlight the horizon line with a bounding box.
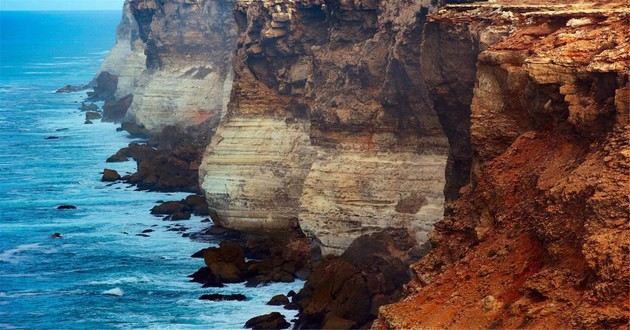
[0,9,122,12]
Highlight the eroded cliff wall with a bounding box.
[377,2,630,329]
[98,0,237,134]
[200,0,459,255]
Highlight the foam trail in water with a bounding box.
[0,243,41,264]
[102,288,124,297]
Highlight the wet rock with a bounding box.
[56,84,86,93]
[184,195,209,216]
[106,149,129,162]
[191,248,207,258]
[187,267,224,288]
[101,169,121,182]
[119,143,201,193]
[150,196,208,218]
[88,71,117,101]
[84,120,93,125]
[50,233,63,239]
[102,94,133,122]
[267,294,289,306]
[203,241,247,283]
[199,293,247,301]
[45,136,59,140]
[57,204,77,210]
[244,312,290,330]
[141,229,154,234]
[294,229,419,329]
[151,201,186,215]
[79,102,98,112]
[135,233,150,237]
[120,122,150,138]
[85,111,102,121]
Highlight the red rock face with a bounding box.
[376,3,629,329]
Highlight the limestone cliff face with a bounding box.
[377,2,629,329]
[98,1,146,99]
[99,0,237,133]
[200,0,456,254]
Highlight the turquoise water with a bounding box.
[0,11,301,329]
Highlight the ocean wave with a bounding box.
[0,243,41,264]
[88,276,152,285]
[102,288,124,297]
[90,50,110,56]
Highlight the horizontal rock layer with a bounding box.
[200,0,456,254]
[97,0,237,134]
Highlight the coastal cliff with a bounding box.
[376,2,629,329]
[95,0,629,328]
[201,0,453,255]
[97,0,237,134]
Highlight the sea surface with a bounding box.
[0,11,301,329]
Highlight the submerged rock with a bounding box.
[56,84,86,93]
[244,312,290,330]
[45,136,59,140]
[50,233,63,239]
[57,204,77,210]
[199,293,247,301]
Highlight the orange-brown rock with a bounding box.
[376,2,629,329]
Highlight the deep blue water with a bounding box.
[0,11,300,329]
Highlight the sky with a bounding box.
[0,0,124,11]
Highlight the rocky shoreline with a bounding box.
[71,0,629,328]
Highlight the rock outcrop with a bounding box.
[200,0,452,254]
[376,2,630,329]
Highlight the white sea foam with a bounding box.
[102,288,124,297]
[0,243,41,264]
[89,276,151,285]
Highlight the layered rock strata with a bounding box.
[377,2,630,329]
[201,0,456,254]
[97,0,237,134]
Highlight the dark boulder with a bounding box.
[169,210,191,221]
[267,294,290,306]
[199,293,247,301]
[102,94,133,122]
[56,84,86,93]
[85,111,102,121]
[88,71,117,101]
[57,205,77,210]
[293,229,422,329]
[50,233,63,239]
[101,169,121,182]
[184,195,209,216]
[203,241,247,283]
[151,201,186,215]
[244,312,290,330]
[79,102,98,112]
[187,267,224,288]
[191,248,208,258]
[120,122,150,138]
[45,136,59,140]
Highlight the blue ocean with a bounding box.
[0,11,300,329]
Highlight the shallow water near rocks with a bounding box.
[0,11,302,329]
